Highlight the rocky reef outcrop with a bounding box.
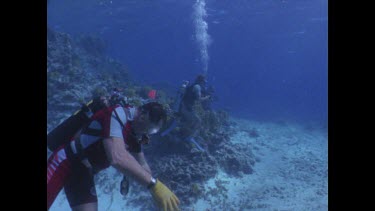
[47,27,130,131]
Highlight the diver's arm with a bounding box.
[200,95,211,101]
[132,152,152,174]
[103,137,153,187]
[194,84,210,101]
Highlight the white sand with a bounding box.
[190,117,328,211]
[50,117,328,211]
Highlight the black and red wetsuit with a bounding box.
[47,105,140,209]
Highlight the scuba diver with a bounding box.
[179,74,210,136]
[161,74,211,151]
[47,90,180,211]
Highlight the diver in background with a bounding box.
[178,74,211,140]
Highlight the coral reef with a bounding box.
[47,29,131,131]
[76,34,107,57]
[213,143,256,177]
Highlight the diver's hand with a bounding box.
[149,179,180,211]
[201,95,211,101]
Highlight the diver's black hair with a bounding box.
[140,102,167,125]
[195,74,207,84]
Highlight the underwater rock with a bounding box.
[47,27,56,42]
[213,143,256,177]
[244,127,260,138]
[145,152,218,204]
[76,35,107,57]
[47,28,133,130]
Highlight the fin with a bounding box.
[160,120,178,137]
[187,137,205,152]
[120,176,130,196]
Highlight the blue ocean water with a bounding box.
[48,0,327,125]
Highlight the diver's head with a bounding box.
[109,87,127,106]
[195,74,207,85]
[132,102,167,143]
[91,87,110,107]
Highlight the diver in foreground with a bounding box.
[47,95,180,211]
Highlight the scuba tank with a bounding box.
[172,80,189,112]
[47,89,128,152]
[47,100,100,151]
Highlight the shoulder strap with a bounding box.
[113,107,128,129]
[74,106,127,170]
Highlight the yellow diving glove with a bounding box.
[149,179,180,211]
